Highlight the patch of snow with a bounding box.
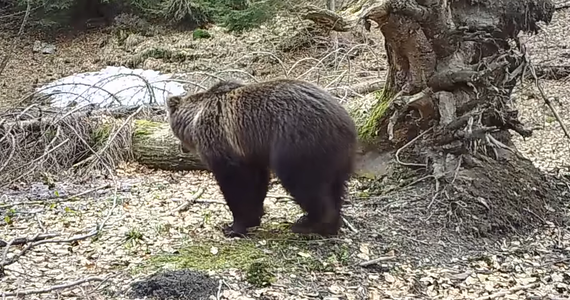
[37,66,187,108]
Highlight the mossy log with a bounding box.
[129,119,390,176]
[131,120,207,171]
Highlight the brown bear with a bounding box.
[166,79,358,237]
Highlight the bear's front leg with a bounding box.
[222,215,262,238]
[209,159,269,238]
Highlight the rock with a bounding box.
[32,40,57,54]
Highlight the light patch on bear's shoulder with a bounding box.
[191,105,205,128]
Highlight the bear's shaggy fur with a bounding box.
[166,79,358,237]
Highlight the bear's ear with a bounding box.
[166,95,182,113]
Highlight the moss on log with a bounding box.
[131,120,207,171]
[129,119,391,177]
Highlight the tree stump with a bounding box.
[303,0,565,237]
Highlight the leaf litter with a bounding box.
[1,2,570,300]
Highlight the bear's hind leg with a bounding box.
[330,170,350,214]
[208,157,269,238]
[273,159,341,236]
[289,187,341,236]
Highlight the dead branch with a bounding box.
[0,233,60,248]
[0,104,165,130]
[1,277,107,297]
[529,65,570,80]
[359,256,396,267]
[194,199,226,204]
[0,130,15,174]
[555,2,570,10]
[5,137,70,187]
[266,193,295,201]
[172,187,206,213]
[1,229,98,269]
[300,5,353,32]
[328,79,385,98]
[395,127,433,168]
[341,216,358,233]
[527,61,570,140]
[0,183,111,209]
[73,106,144,169]
[0,186,119,276]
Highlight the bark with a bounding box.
[302,0,565,237]
[129,120,383,175]
[131,120,207,171]
[304,0,555,166]
[357,0,553,151]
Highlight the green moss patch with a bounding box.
[126,47,197,68]
[91,122,114,148]
[193,29,212,39]
[150,241,265,271]
[140,223,354,286]
[133,120,164,139]
[357,89,392,143]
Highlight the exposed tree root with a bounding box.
[303,0,564,244]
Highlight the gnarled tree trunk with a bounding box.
[304,0,565,237]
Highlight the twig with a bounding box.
[402,174,435,189]
[528,62,570,140]
[359,256,396,267]
[555,3,570,10]
[327,79,385,98]
[173,187,206,213]
[1,186,119,268]
[73,105,144,168]
[216,279,223,300]
[341,216,358,233]
[0,277,106,297]
[4,138,70,187]
[475,283,539,300]
[0,131,16,174]
[395,126,434,167]
[266,193,295,201]
[2,232,94,268]
[61,118,116,177]
[523,207,547,224]
[0,233,59,248]
[35,213,47,232]
[195,199,226,205]
[0,237,16,275]
[86,272,118,296]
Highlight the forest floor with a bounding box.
[1,2,570,300]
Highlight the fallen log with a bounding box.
[131,120,207,171]
[1,77,388,179]
[129,119,390,178]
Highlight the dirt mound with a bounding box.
[128,269,219,300]
[348,153,569,264]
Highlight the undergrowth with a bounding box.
[5,0,286,33]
